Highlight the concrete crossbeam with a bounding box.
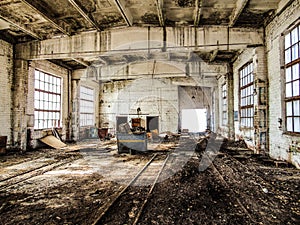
[16,26,264,60]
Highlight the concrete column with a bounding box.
[71,79,80,141]
[227,63,235,140]
[12,59,29,150]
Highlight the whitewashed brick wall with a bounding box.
[27,60,69,148]
[266,0,300,168]
[0,40,13,147]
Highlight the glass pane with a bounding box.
[293,80,299,96]
[250,63,253,73]
[40,81,44,90]
[287,101,293,116]
[295,117,300,132]
[38,111,42,120]
[291,27,298,45]
[44,74,48,84]
[40,72,44,81]
[287,117,293,131]
[45,82,49,91]
[285,49,291,64]
[292,44,299,61]
[292,63,300,80]
[34,99,39,109]
[286,67,292,82]
[34,111,38,119]
[286,83,292,97]
[34,79,39,89]
[35,70,40,79]
[285,33,291,49]
[294,100,300,116]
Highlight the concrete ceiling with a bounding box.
[0,0,287,69]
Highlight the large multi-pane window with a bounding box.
[34,70,61,129]
[240,62,254,128]
[80,86,95,126]
[222,83,227,125]
[285,24,300,133]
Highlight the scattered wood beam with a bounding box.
[0,14,41,40]
[193,0,203,26]
[20,0,70,36]
[68,0,101,31]
[113,0,133,26]
[155,0,164,26]
[229,0,249,27]
[209,49,218,63]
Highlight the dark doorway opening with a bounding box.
[146,116,159,132]
[116,116,128,132]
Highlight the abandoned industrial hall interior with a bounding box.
[1,0,300,224]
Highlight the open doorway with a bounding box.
[116,116,128,132]
[146,116,159,132]
[181,109,207,132]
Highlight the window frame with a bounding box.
[34,69,62,130]
[284,23,300,134]
[239,62,254,129]
[79,86,95,127]
[222,83,227,125]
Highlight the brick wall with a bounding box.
[0,40,13,147]
[217,75,229,137]
[266,0,300,168]
[232,46,268,153]
[27,60,69,148]
[100,78,179,135]
[233,48,255,141]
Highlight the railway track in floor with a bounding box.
[0,154,81,190]
[203,148,287,224]
[92,152,170,225]
[197,150,258,223]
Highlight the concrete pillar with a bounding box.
[71,79,80,141]
[12,59,29,150]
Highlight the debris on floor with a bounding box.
[0,138,299,224]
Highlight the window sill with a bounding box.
[282,131,300,137]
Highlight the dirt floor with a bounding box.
[0,138,299,225]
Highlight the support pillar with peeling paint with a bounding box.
[12,59,29,150]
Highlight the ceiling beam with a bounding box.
[155,0,164,26]
[229,0,249,27]
[71,58,90,67]
[193,0,203,26]
[68,0,101,31]
[0,14,41,40]
[209,49,218,63]
[113,0,133,26]
[20,0,70,36]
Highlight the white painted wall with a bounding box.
[265,0,300,168]
[0,40,13,147]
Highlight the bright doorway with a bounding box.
[181,109,207,132]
